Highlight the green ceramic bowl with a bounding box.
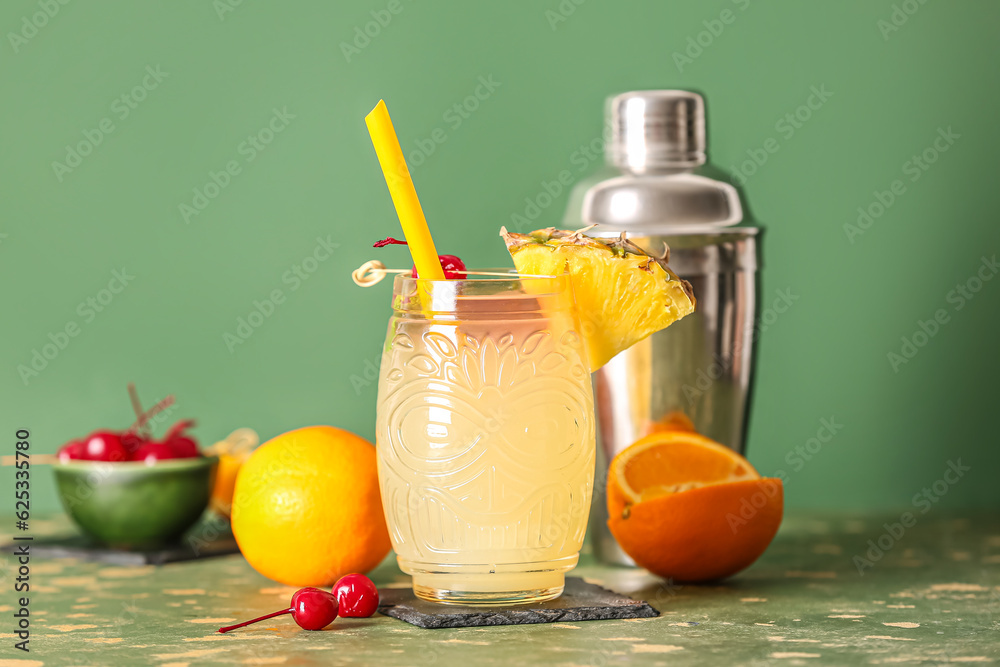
[52,456,218,549]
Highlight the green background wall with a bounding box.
[2,0,998,513]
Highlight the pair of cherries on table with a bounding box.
[57,420,201,465]
[219,574,380,633]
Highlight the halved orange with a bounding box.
[607,431,783,582]
[646,411,697,435]
[607,430,759,519]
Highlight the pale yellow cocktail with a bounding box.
[376,273,595,605]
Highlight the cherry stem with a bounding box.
[373,237,407,248]
[127,383,144,426]
[124,390,176,438]
[218,608,293,633]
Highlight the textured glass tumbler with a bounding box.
[376,273,595,605]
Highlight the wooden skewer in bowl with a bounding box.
[2,453,57,466]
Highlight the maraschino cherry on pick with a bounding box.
[373,237,466,279]
[218,588,339,633]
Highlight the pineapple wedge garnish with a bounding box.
[501,226,695,370]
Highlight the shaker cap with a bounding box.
[607,90,706,172]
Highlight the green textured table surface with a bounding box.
[2,513,998,666]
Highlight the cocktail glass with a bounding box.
[376,271,595,605]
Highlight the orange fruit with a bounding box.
[606,430,759,519]
[607,430,783,582]
[231,426,391,587]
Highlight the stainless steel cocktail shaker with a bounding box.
[563,90,762,566]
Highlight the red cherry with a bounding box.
[218,587,338,633]
[331,573,379,618]
[83,431,129,462]
[131,442,178,465]
[373,237,466,279]
[162,419,200,458]
[290,588,340,630]
[164,419,195,441]
[120,430,149,457]
[63,385,184,465]
[408,254,466,280]
[167,436,200,458]
[57,440,88,462]
[437,255,467,280]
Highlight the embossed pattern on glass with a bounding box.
[375,274,595,605]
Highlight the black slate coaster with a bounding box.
[377,577,659,629]
[5,526,240,565]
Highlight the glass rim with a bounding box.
[389,269,575,313]
[392,268,571,286]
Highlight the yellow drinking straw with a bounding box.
[365,100,445,281]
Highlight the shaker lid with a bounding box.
[607,90,706,172]
[564,89,748,233]
[580,173,743,232]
